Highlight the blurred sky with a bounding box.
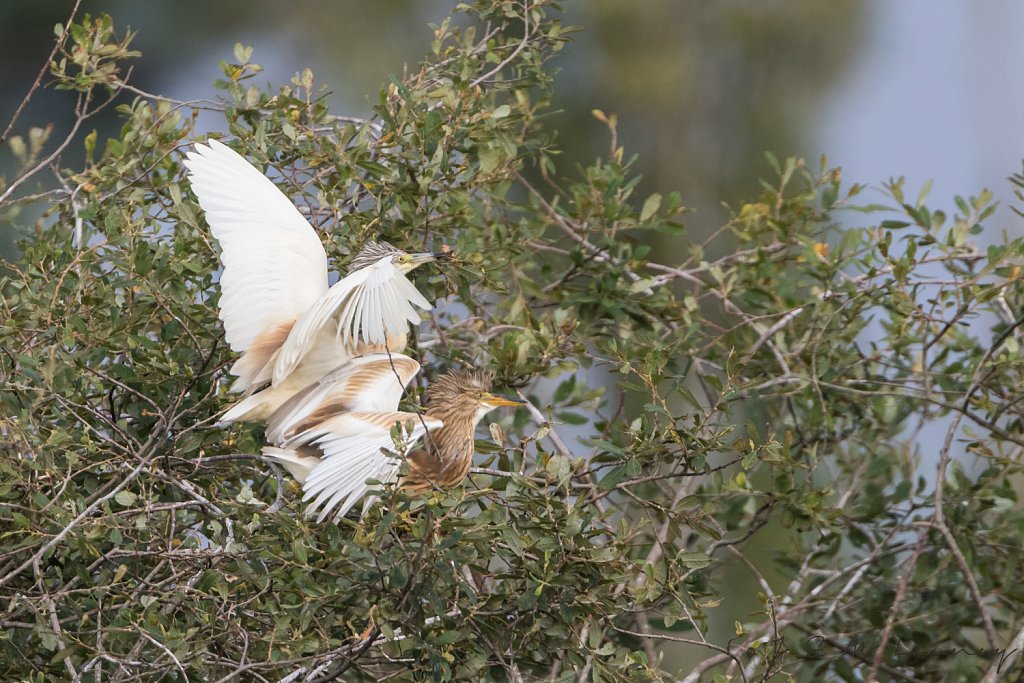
[818,1,1024,232]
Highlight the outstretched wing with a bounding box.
[183,139,329,354]
[272,257,430,385]
[265,353,422,445]
[290,410,442,522]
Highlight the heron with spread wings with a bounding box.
[262,354,523,522]
[183,140,448,423]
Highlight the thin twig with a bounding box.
[0,0,83,146]
[470,0,532,87]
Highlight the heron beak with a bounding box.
[401,252,441,273]
[409,251,439,265]
[433,249,454,261]
[483,394,527,408]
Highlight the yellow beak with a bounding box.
[483,394,526,408]
[398,251,443,274]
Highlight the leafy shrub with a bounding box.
[2,3,1023,681]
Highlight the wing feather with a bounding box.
[265,353,421,444]
[292,411,442,521]
[366,287,384,344]
[306,444,392,521]
[273,258,432,385]
[184,140,329,354]
[346,286,368,345]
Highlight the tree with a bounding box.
[2,2,1024,681]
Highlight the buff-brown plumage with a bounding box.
[263,364,522,521]
[404,369,497,489]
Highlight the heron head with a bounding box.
[349,241,452,274]
[426,368,525,424]
[394,250,447,274]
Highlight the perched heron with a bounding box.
[262,357,524,522]
[182,140,447,423]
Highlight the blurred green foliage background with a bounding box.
[10,2,1024,253]
[0,0,866,258]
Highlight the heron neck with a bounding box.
[405,407,482,488]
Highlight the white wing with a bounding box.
[265,353,422,445]
[183,139,329,354]
[272,257,430,385]
[290,411,442,522]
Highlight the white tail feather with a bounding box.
[261,447,320,485]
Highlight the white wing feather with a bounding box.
[264,353,421,444]
[272,258,431,385]
[291,411,442,522]
[183,139,329,353]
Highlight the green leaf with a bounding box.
[629,278,658,294]
[598,465,628,491]
[114,490,137,507]
[233,42,253,64]
[292,538,308,564]
[677,552,711,569]
[640,193,662,222]
[478,146,500,173]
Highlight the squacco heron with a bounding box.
[183,140,447,423]
[262,358,523,522]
